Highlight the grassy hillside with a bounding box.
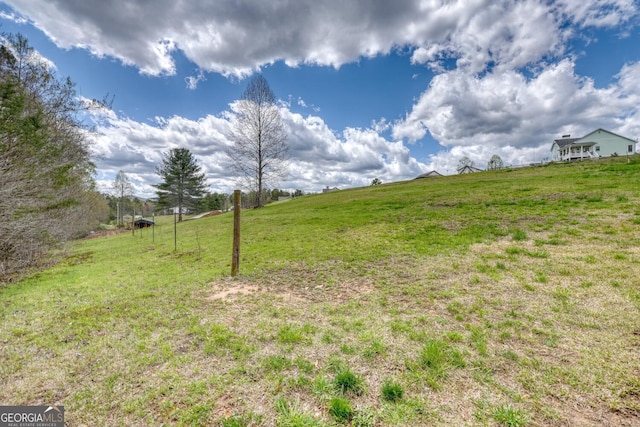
[2,157,640,426]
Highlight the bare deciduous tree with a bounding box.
[458,156,474,171]
[487,154,505,170]
[0,33,106,279]
[228,75,288,208]
[112,170,133,225]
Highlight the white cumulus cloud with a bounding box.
[5,0,634,77]
[4,0,639,187]
[87,103,430,197]
[393,58,640,168]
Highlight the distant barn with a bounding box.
[134,218,155,228]
[457,165,483,174]
[415,170,443,179]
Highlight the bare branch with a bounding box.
[227,75,288,208]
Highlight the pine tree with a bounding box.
[154,148,207,222]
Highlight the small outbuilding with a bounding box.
[415,170,443,179]
[134,218,155,228]
[457,165,483,174]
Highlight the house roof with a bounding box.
[415,170,443,179]
[552,138,579,149]
[551,128,637,152]
[134,218,155,224]
[580,128,637,144]
[457,165,483,174]
[570,140,597,146]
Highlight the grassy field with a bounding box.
[2,157,640,426]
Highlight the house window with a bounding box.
[629,145,634,153]
[595,146,600,151]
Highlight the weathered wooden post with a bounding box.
[231,189,241,277]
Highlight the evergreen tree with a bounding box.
[198,192,228,211]
[154,148,207,222]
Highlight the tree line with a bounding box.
[1,35,292,279]
[0,34,109,279]
[111,165,305,225]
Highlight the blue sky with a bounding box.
[1,1,639,197]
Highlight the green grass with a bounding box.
[328,397,354,423]
[491,404,530,426]
[2,156,640,425]
[381,379,404,402]
[334,368,365,395]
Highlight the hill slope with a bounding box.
[2,157,640,425]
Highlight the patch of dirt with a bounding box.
[560,403,640,427]
[211,394,237,419]
[204,275,375,304]
[206,284,260,300]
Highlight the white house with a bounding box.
[170,207,190,214]
[550,128,637,162]
[322,186,339,193]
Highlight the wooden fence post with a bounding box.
[231,190,241,277]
